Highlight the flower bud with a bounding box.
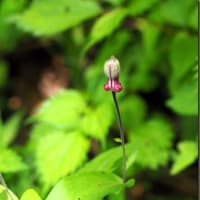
[103,56,123,92]
[104,56,120,79]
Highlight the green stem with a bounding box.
[111,92,126,182]
[0,173,14,200]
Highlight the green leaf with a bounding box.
[149,0,196,27]
[166,77,197,115]
[46,172,123,200]
[85,8,128,51]
[0,149,27,173]
[81,102,114,142]
[188,5,198,30]
[0,185,18,200]
[128,0,159,16]
[169,32,197,85]
[129,117,174,170]
[30,90,87,129]
[0,0,26,52]
[170,140,198,175]
[120,96,147,131]
[35,131,89,186]
[20,189,41,200]
[13,0,101,36]
[2,111,23,147]
[79,143,137,173]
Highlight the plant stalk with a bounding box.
[111,92,126,182]
[0,173,14,200]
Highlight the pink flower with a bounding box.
[104,56,123,92]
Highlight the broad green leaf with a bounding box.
[79,143,137,173]
[0,185,18,200]
[13,0,101,36]
[169,32,197,86]
[128,0,159,16]
[30,90,87,129]
[85,8,128,51]
[129,117,174,169]
[0,149,26,173]
[81,102,114,142]
[46,172,123,200]
[20,189,41,200]
[2,111,23,147]
[167,77,197,115]
[35,131,89,186]
[170,140,198,175]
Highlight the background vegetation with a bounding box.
[0,0,198,199]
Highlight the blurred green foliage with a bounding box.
[0,0,197,199]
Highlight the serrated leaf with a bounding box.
[85,8,128,51]
[0,149,27,173]
[81,102,114,142]
[31,90,87,129]
[13,0,101,36]
[46,172,123,200]
[2,111,23,147]
[170,140,198,175]
[20,189,41,200]
[35,131,89,186]
[129,117,174,170]
[0,185,18,200]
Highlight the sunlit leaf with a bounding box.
[0,149,27,173]
[170,140,198,175]
[46,172,123,200]
[79,143,137,173]
[13,0,101,36]
[0,185,18,200]
[2,111,23,147]
[30,90,87,129]
[81,102,114,142]
[35,131,89,186]
[20,189,41,200]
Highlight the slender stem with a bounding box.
[111,92,126,182]
[0,173,14,200]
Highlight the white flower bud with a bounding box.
[104,56,120,79]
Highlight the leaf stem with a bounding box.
[111,92,126,182]
[0,173,14,200]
